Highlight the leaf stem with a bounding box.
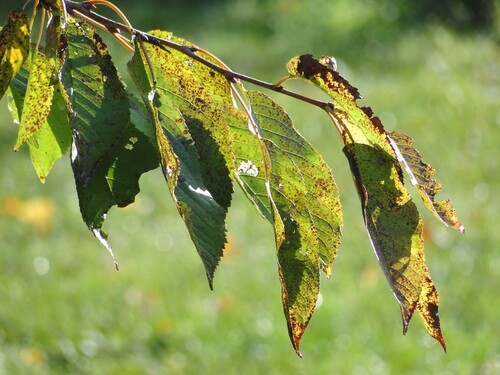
[63,0,334,111]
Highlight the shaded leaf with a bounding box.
[287,54,446,349]
[0,11,30,100]
[388,131,464,233]
[128,36,232,287]
[61,21,158,265]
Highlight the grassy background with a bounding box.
[1,0,499,373]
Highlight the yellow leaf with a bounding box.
[0,11,30,99]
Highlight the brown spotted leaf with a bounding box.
[128,35,235,287]
[247,90,342,277]
[0,11,30,100]
[388,131,464,233]
[245,90,342,354]
[14,49,56,150]
[288,54,447,349]
[9,61,71,182]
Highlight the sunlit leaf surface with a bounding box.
[247,90,342,354]
[388,131,464,233]
[0,4,465,354]
[128,35,236,287]
[0,11,30,100]
[287,54,446,349]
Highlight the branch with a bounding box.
[63,0,334,111]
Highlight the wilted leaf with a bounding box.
[287,54,446,349]
[388,131,464,233]
[0,11,30,100]
[61,21,158,265]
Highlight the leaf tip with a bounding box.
[438,336,447,353]
[92,228,119,269]
[206,272,214,290]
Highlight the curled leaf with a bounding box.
[288,53,447,349]
[388,131,464,233]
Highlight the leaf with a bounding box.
[388,131,464,233]
[247,90,342,276]
[246,90,342,354]
[9,49,71,182]
[0,11,30,100]
[13,14,64,152]
[60,21,158,265]
[287,54,446,349]
[231,111,272,222]
[14,50,56,150]
[343,143,444,346]
[149,31,235,209]
[128,35,234,287]
[264,138,320,356]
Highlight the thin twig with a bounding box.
[63,0,334,112]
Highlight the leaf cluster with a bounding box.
[0,0,464,354]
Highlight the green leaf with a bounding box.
[128,35,234,287]
[231,115,272,222]
[245,90,342,354]
[0,11,30,100]
[388,131,464,233]
[264,138,320,356]
[61,21,158,265]
[247,90,342,276]
[149,31,235,209]
[287,54,446,349]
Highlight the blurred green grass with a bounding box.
[1,0,499,374]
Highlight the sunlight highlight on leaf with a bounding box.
[388,131,464,233]
[128,36,232,287]
[246,90,342,354]
[0,11,30,100]
[14,50,55,150]
[287,54,447,349]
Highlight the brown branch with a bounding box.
[63,0,334,111]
